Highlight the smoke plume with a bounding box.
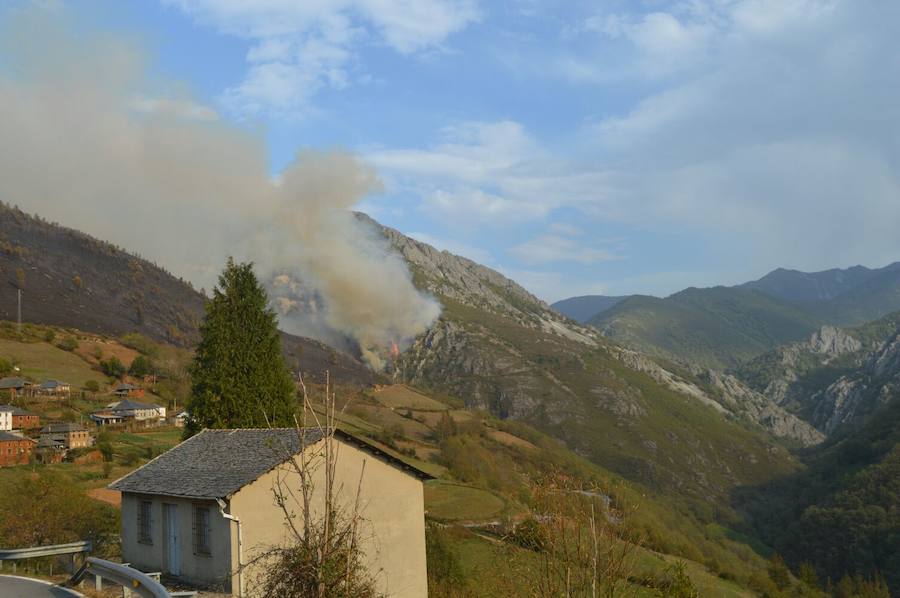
[0,6,440,368]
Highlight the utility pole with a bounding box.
[17,289,21,335]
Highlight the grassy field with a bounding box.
[425,480,508,522]
[0,338,100,388]
[370,384,449,410]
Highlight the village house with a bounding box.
[113,383,145,398]
[0,405,40,430]
[110,428,433,598]
[173,411,189,427]
[0,377,32,398]
[92,399,165,425]
[39,422,92,450]
[112,399,165,421]
[89,411,127,426]
[37,379,71,397]
[0,430,36,466]
[0,407,11,431]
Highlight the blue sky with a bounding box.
[3,0,900,302]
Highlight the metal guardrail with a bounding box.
[0,540,92,561]
[71,557,170,598]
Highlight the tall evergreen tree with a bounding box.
[185,258,296,436]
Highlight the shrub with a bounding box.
[508,518,547,552]
[767,554,792,590]
[658,562,700,598]
[0,357,12,376]
[426,525,466,592]
[0,471,117,556]
[43,329,56,343]
[128,355,154,377]
[120,332,160,358]
[100,356,126,378]
[57,336,79,352]
[84,380,100,393]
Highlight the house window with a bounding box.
[192,506,211,555]
[138,500,153,544]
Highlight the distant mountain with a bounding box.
[740,264,889,303]
[741,262,900,325]
[589,287,824,370]
[0,203,374,385]
[551,295,629,323]
[577,262,900,370]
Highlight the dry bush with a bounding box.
[505,473,644,598]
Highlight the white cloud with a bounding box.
[163,0,480,117]
[367,120,614,224]
[510,228,620,265]
[579,0,900,271]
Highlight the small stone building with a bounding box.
[38,380,70,396]
[39,422,92,449]
[113,383,145,398]
[0,377,31,398]
[110,428,433,597]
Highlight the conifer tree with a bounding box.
[185,258,296,436]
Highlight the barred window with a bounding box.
[192,506,211,555]
[138,501,153,544]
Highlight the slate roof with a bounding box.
[0,404,36,416]
[40,380,69,389]
[0,430,34,442]
[113,383,137,392]
[110,428,435,500]
[110,428,325,500]
[112,399,161,411]
[0,377,28,389]
[41,422,88,433]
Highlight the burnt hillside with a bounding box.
[0,203,374,385]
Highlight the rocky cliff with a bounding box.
[736,313,900,434]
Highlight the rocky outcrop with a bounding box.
[809,331,900,433]
[807,326,863,356]
[736,317,900,435]
[611,348,823,446]
[699,370,824,445]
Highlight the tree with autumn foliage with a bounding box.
[185,258,296,436]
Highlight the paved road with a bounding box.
[0,575,83,597]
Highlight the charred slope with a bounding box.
[0,202,204,346]
[0,203,373,385]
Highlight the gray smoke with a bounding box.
[0,5,440,368]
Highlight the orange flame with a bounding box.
[390,339,400,360]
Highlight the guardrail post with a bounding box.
[96,572,103,591]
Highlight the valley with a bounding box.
[0,205,897,596]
